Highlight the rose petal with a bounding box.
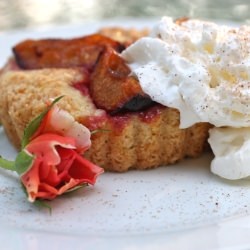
[33,192,56,200]
[35,106,91,153]
[26,133,76,166]
[68,153,104,185]
[55,147,75,180]
[21,158,42,202]
[57,178,81,195]
[39,162,60,186]
[35,183,58,200]
[32,105,53,139]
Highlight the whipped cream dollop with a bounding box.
[208,127,250,180]
[122,17,250,180]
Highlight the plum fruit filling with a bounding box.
[110,94,154,115]
[11,33,156,117]
[13,34,125,70]
[90,46,155,113]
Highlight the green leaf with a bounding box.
[21,96,64,149]
[91,129,110,135]
[15,150,34,176]
[34,199,52,214]
[0,156,15,171]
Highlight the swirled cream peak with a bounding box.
[122,17,250,128]
[122,17,250,180]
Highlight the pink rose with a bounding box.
[0,97,103,203]
[22,133,103,202]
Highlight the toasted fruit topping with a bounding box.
[89,47,153,113]
[13,34,125,69]
[113,94,154,114]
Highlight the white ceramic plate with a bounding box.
[1,20,250,250]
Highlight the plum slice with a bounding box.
[13,34,125,70]
[89,47,153,113]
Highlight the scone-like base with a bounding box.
[87,108,211,172]
[0,68,211,172]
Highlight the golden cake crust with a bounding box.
[0,68,211,172]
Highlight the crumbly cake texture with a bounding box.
[0,69,104,146]
[98,27,149,46]
[0,68,211,172]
